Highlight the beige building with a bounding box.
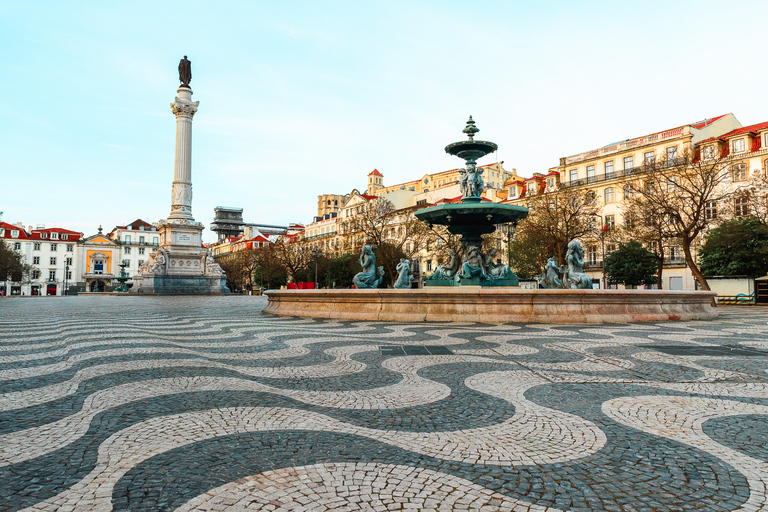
[505,113,768,290]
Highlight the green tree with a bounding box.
[698,218,768,278]
[1,240,33,284]
[603,241,658,287]
[326,252,358,288]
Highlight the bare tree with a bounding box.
[348,197,430,282]
[512,186,602,268]
[274,236,310,284]
[625,150,735,292]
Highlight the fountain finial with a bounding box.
[462,116,479,140]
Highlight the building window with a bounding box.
[546,177,555,188]
[14,242,21,250]
[33,243,40,250]
[585,190,596,205]
[426,260,432,271]
[125,235,131,244]
[732,163,748,181]
[138,247,145,255]
[124,247,131,254]
[66,257,72,266]
[41,233,47,239]
[623,184,634,200]
[604,214,616,230]
[604,187,615,203]
[32,270,40,280]
[139,236,145,245]
[732,138,745,153]
[702,145,715,160]
[624,212,636,229]
[586,165,596,181]
[33,256,40,265]
[62,234,68,240]
[66,244,73,252]
[51,232,59,240]
[666,177,678,192]
[50,243,57,251]
[11,230,19,238]
[50,257,56,265]
[604,160,614,176]
[66,270,72,280]
[734,195,749,217]
[705,200,717,221]
[587,245,597,264]
[666,146,678,166]
[644,151,655,165]
[623,156,634,170]
[153,237,159,246]
[49,270,56,281]
[569,169,578,182]
[122,259,130,266]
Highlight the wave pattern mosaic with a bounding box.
[1,296,767,511]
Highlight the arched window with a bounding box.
[604,187,615,203]
[623,184,634,200]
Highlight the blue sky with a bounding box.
[2,1,767,242]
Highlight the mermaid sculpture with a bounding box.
[428,248,460,280]
[563,240,593,289]
[352,245,384,289]
[393,259,412,289]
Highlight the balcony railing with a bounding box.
[561,167,644,189]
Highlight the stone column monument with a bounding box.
[132,56,229,294]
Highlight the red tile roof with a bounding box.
[690,114,728,130]
[698,121,768,145]
[368,168,383,176]
[360,194,378,200]
[0,222,30,239]
[28,227,83,241]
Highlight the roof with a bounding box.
[368,168,383,177]
[690,114,729,130]
[360,194,378,200]
[28,227,83,241]
[0,222,30,239]
[698,121,768,145]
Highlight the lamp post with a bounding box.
[312,249,323,289]
[601,224,607,289]
[64,265,69,296]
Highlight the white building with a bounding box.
[107,219,160,279]
[0,222,83,295]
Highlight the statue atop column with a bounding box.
[178,55,192,86]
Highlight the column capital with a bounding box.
[171,97,199,118]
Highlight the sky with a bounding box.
[2,1,767,243]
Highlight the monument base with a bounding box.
[131,274,228,294]
[130,219,229,295]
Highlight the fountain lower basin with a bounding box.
[264,288,718,323]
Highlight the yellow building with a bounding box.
[505,114,767,290]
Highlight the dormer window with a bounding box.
[702,145,715,160]
[41,233,47,239]
[51,232,59,240]
[732,138,746,153]
[0,229,4,237]
[11,230,19,238]
[546,177,556,188]
[61,234,67,240]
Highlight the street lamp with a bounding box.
[601,224,607,289]
[312,249,323,289]
[64,265,69,296]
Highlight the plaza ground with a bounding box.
[0,296,767,511]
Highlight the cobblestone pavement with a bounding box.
[1,296,767,512]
